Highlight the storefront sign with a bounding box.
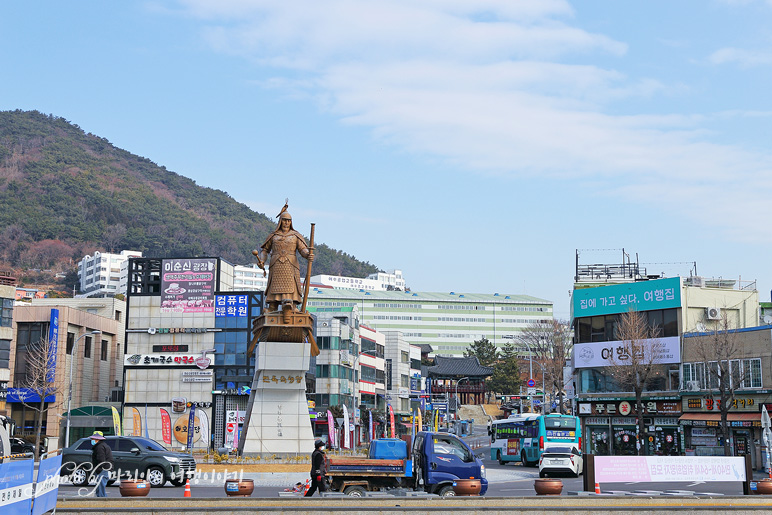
[683,395,760,412]
[173,415,201,444]
[262,374,304,385]
[653,417,679,426]
[161,258,216,313]
[595,455,746,483]
[399,387,410,399]
[583,400,681,416]
[181,370,213,383]
[574,336,680,368]
[585,417,609,425]
[573,277,681,318]
[691,427,716,437]
[171,397,187,413]
[215,295,248,317]
[125,354,199,366]
[152,345,189,353]
[46,309,59,382]
[611,417,637,425]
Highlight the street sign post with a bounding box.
[527,379,536,388]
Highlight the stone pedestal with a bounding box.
[241,340,315,455]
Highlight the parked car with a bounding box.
[61,436,196,487]
[10,438,35,455]
[538,445,583,478]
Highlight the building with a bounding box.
[572,270,759,457]
[124,256,275,451]
[233,264,268,291]
[77,250,142,297]
[311,269,406,292]
[680,326,771,469]
[8,299,124,447]
[359,325,387,412]
[308,289,553,357]
[0,282,16,415]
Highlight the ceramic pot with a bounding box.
[757,478,772,495]
[533,478,563,496]
[119,479,151,497]
[224,479,255,497]
[452,479,481,496]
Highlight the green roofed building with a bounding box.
[307,288,553,356]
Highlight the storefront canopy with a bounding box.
[679,412,761,427]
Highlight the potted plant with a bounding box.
[533,478,563,495]
[224,478,254,497]
[756,478,772,495]
[119,479,151,497]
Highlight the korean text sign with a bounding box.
[595,456,746,483]
[573,277,681,318]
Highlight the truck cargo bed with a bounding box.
[326,457,406,476]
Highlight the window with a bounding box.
[401,351,409,363]
[84,336,92,358]
[432,435,473,462]
[14,322,46,385]
[0,339,10,368]
[101,339,108,361]
[401,374,410,388]
[66,333,75,355]
[742,358,762,388]
[0,298,12,327]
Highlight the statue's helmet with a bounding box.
[276,210,294,231]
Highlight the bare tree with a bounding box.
[16,336,65,461]
[605,310,663,455]
[691,314,751,456]
[518,320,573,413]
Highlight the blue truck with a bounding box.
[325,432,487,497]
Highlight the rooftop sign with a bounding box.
[573,277,681,318]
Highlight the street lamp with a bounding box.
[455,377,469,407]
[65,330,101,447]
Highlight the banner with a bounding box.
[434,409,439,432]
[342,405,350,449]
[225,411,238,450]
[388,404,395,439]
[161,258,216,313]
[187,404,196,449]
[160,408,172,444]
[111,406,122,436]
[574,336,680,369]
[198,409,210,450]
[132,407,142,436]
[46,309,59,382]
[0,459,34,515]
[417,409,423,432]
[327,410,335,449]
[595,455,746,483]
[411,409,416,442]
[368,411,373,442]
[144,405,149,438]
[32,454,62,515]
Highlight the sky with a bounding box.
[2,1,772,319]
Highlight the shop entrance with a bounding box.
[613,426,638,455]
[589,427,611,455]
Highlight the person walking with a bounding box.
[304,440,327,497]
[90,431,114,497]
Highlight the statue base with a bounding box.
[249,310,318,356]
[240,340,315,456]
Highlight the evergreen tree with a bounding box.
[487,341,521,395]
[463,337,499,367]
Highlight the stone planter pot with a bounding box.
[119,479,151,497]
[225,479,254,497]
[452,479,482,496]
[533,478,563,496]
[756,478,772,495]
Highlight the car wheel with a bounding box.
[146,466,166,487]
[438,485,456,497]
[70,468,89,487]
[170,477,186,487]
[343,485,367,497]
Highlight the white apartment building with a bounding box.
[308,289,553,357]
[382,331,422,414]
[77,250,142,297]
[233,264,268,291]
[311,269,406,292]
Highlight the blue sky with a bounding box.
[2,1,772,319]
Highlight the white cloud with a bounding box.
[174,0,772,238]
[709,47,772,68]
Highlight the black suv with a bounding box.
[61,436,196,487]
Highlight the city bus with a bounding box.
[488,413,581,466]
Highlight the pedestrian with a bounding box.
[304,440,327,497]
[90,431,114,497]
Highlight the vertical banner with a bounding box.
[198,409,210,451]
[111,406,122,436]
[225,411,238,450]
[327,410,335,449]
[144,405,149,438]
[32,454,62,515]
[434,409,439,432]
[368,411,373,442]
[388,404,395,439]
[186,404,196,450]
[417,409,422,432]
[342,405,350,449]
[46,309,59,382]
[132,407,142,436]
[411,408,416,443]
[0,460,34,515]
[160,408,172,445]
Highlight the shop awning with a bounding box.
[679,412,761,427]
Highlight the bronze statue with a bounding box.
[253,207,314,313]
[249,201,319,357]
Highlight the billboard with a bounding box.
[573,277,681,318]
[574,336,680,368]
[161,258,216,313]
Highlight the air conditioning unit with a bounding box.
[686,381,700,392]
[705,307,721,320]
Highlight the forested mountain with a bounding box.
[0,110,378,289]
